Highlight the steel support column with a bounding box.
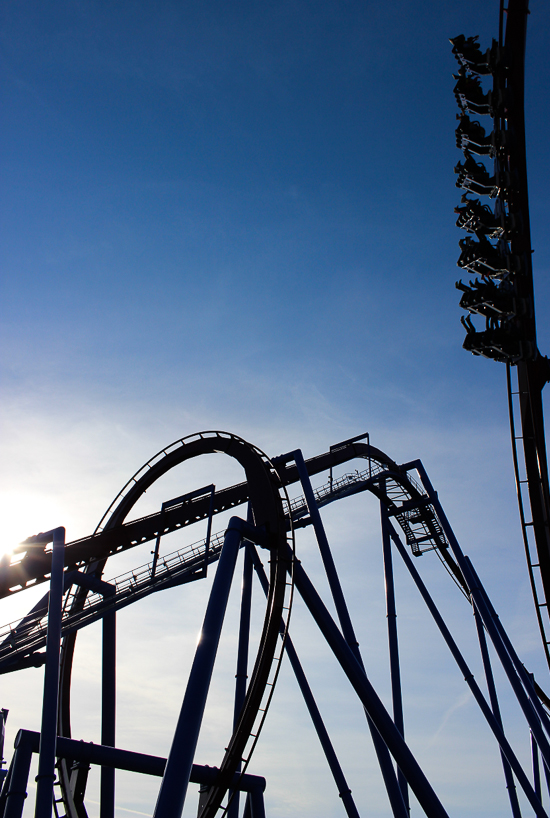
[289,450,408,818]
[153,517,243,818]
[3,741,33,818]
[381,505,409,813]
[0,760,13,817]
[227,543,253,818]
[289,550,450,818]
[383,518,547,817]
[532,732,542,802]
[467,558,550,742]
[34,527,66,818]
[249,544,361,818]
[473,606,521,817]
[289,451,359,651]
[248,789,266,818]
[100,608,116,818]
[413,462,550,770]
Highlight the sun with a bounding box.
[0,490,62,562]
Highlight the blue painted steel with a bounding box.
[0,709,8,789]
[0,759,12,817]
[10,438,550,817]
[413,463,550,724]
[0,596,50,654]
[532,732,542,801]
[288,449,408,818]
[3,739,33,818]
[329,433,370,450]
[285,450,359,648]
[240,789,266,818]
[29,527,65,818]
[384,517,548,817]
[249,788,266,818]
[227,543,253,818]
[381,506,410,813]
[101,604,116,818]
[234,543,253,725]
[153,517,243,818]
[328,433,370,489]
[466,557,550,798]
[473,606,521,817]
[467,557,550,742]
[412,462,550,771]
[249,543,361,818]
[289,550,450,818]
[3,729,266,794]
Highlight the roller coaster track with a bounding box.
[507,362,550,670]
[497,0,550,669]
[52,431,294,818]
[0,443,457,677]
[3,432,550,818]
[1,433,462,818]
[1,440,450,600]
[0,534,224,673]
[0,457,456,676]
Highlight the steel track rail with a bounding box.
[0,435,466,818]
[501,0,550,656]
[0,453,457,675]
[0,442,450,599]
[507,364,550,670]
[3,432,550,815]
[56,432,293,818]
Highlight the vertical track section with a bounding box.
[507,363,550,669]
[55,432,295,818]
[501,0,550,666]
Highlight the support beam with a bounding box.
[290,551,450,818]
[384,518,547,818]
[3,739,33,818]
[153,517,243,818]
[473,606,521,818]
[414,462,550,769]
[227,543,253,818]
[381,505,409,813]
[286,449,408,818]
[6,728,266,788]
[249,544,361,818]
[33,527,66,818]
[101,609,116,818]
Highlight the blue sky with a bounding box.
[1,1,550,816]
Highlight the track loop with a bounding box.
[58,432,295,818]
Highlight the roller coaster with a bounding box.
[2,1,549,817]
[452,0,550,663]
[0,430,550,818]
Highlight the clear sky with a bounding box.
[1,1,550,816]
